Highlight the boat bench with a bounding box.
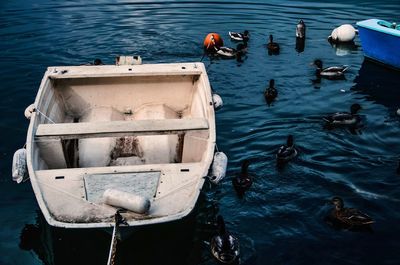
[35,118,209,140]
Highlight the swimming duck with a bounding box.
[267,34,280,54]
[211,215,240,264]
[323,103,362,126]
[214,46,237,59]
[312,59,349,79]
[276,135,298,162]
[232,159,253,194]
[296,20,306,39]
[264,79,278,105]
[229,30,249,42]
[330,197,374,227]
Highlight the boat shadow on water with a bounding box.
[352,59,400,113]
[19,198,217,265]
[18,189,226,265]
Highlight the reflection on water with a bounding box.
[295,37,305,53]
[352,59,400,113]
[1,0,400,264]
[329,41,359,56]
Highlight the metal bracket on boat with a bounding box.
[115,55,142,66]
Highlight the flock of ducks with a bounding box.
[208,20,377,264]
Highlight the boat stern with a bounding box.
[357,19,400,69]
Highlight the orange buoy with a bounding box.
[203,33,223,52]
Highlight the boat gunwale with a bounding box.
[357,18,400,38]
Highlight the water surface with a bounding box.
[1,0,400,264]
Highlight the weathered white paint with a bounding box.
[26,62,216,228]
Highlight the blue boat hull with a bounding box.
[357,19,400,70]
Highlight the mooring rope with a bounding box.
[34,108,56,124]
[107,212,127,265]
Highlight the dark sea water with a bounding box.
[1,0,400,264]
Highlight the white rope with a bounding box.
[35,108,56,124]
[107,218,119,265]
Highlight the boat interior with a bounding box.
[28,65,215,225]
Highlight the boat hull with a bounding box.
[357,19,400,70]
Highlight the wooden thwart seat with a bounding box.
[36,118,209,140]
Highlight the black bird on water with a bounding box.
[232,159,253,196]
[327,197,374,230]
[210,215,240,264]
[312,59,348,80]
[276,135,298,163]
[267,34,280,54]
[323,103,362,127]
[264,79,278,105]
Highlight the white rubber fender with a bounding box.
[103,189,150,214]
[12,148,27,183]
[212,93,223,110]
[209,152,228,184]
[24,104,35,120]
[329,24,356,43]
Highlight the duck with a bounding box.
[264,79,278,104]
[267,34,280,54]
[229,30,249,42]
[330,197,374,227]
[214,46,237,59]
[296,20,306,39]
[276,135,298,162]
[312,59,349,79]
[211,215,240,264]
[323,103,362,126]
[232,159,253,194]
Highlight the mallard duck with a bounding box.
[330,197,374,227]
[264,79,278,104]
[211,215,240,264]
[323,103,362,126]
[232,159,253,194]
[229,30,249,41]
[296,20,306,39]
[312,59,348,79]
[267,34,280,54]
[214,46,237,58]
[276,135,298,162]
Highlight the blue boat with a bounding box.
[356,19,400,70]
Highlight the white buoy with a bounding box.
[12,148,27,183]
[24,104,35,120]
[212,93,223,110]
[396,109,400,116]
[103,189,150,214]
[209,152,228,184]
[329,24,356,43]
